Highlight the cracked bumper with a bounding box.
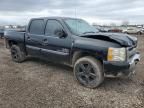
[103,52,140,75]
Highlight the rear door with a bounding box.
[41,19,72,63]
[25,19,45,56]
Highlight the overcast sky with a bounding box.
[0,0,144,25]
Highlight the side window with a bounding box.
[45,20,63,36]
[29,19,45,35]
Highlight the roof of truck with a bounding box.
[31,17,80,20]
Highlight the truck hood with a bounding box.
[80,32,137,47]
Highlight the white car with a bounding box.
[141,28,144,33]
[123,27,142,35]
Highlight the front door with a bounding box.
[41,19,72,63]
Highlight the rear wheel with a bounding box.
[10,45,26,63]
[74,56,104,88]
[137,31,142,35]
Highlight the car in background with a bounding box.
[108,28,122,33]
[123,27,142,35]
[93,26,110,32]
[141,28,144,34]
[0,28,4,38]
[100,27,110,32]
[97,27,109,32]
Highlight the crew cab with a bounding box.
[4,17,140,88]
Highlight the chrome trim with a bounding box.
[42,48,69,56]
[26,45,40,50]
[26,45,69,56]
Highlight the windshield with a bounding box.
[64,19,99,35]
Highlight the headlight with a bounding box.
[107,47,126,61]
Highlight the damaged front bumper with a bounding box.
[103,52,140,76]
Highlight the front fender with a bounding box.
[71,48,107,66]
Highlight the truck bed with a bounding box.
[4,30,25,43]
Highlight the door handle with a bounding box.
[27,36,31,40]
[43,38,47,41]
[42,39,48,45]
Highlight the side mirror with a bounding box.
[55,29,67,38]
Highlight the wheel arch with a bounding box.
[71,51,103,67]
[7,40,18,48]
[7,40,27,54]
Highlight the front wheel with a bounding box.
[74,56,104,88]
[10,45,26,63]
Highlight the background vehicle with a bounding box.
[93,26,109,32]
[108,28,122,33]
[123,27,142,35]
[4,17,140,88]
[141,28,144,34]
[0,28,4,38]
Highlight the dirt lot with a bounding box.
[0,35,144,108]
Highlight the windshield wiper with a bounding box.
[83,31,95,34]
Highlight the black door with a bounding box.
[25,19,45,57]
[41,19,72,63]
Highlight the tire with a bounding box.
[137,32,142,35]
[10,45,26,63]
[74,56,104,88]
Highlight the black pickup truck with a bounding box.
[4,17,140,88]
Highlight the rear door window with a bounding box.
[29,19,45,35]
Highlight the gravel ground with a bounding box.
[0,35,144,108]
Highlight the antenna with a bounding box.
[75,8,78,33]
[75,8,77,19]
